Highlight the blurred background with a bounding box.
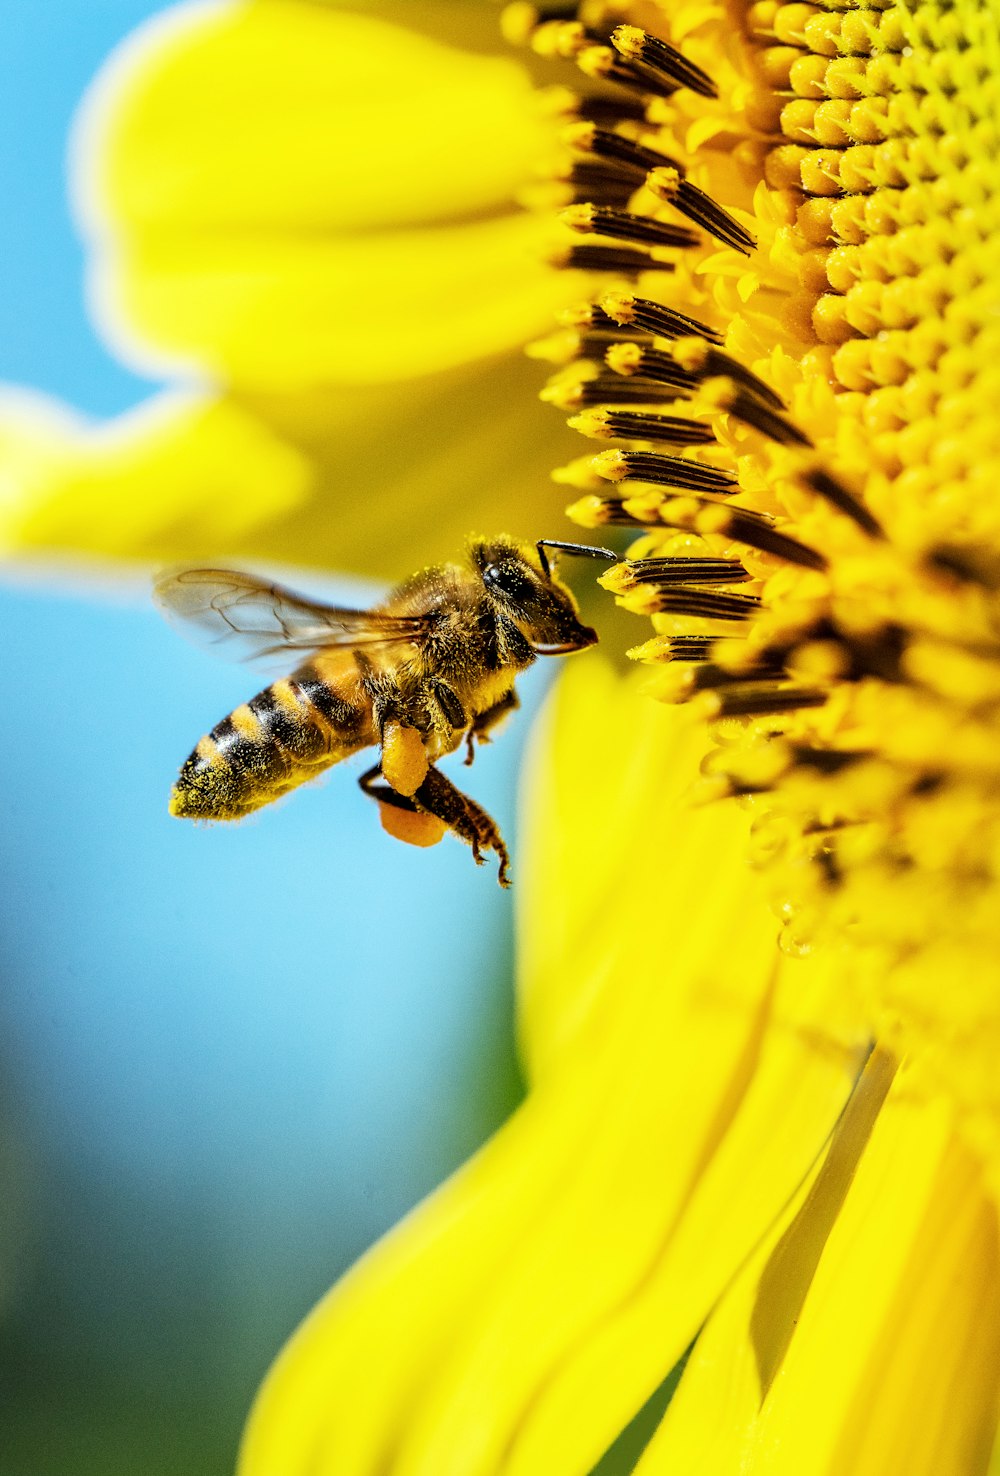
[0,6,534,1471]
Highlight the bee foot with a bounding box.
[412,766,511,886]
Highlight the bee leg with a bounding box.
[358,763,415,812]
[429,680,467,731]
[411,765,511,887]
[463,689,520,767]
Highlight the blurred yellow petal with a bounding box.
[0,387,308,559]
[233,358,579,577]
[239,660,869,1476]
[1,1,581,575]
[74,0,578,384]
[79,1,548,235]
[95,211,575,388]
[0,355,576,575]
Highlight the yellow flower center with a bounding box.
[509,0,1000,1177]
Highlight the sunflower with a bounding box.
[240,1,1000,1471]
[6,0,1000,1472]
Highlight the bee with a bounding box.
[155,536,614,886]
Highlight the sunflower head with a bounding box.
[506,0,1000,1158]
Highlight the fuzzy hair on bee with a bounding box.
[154,536,614,885]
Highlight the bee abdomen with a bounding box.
[170,670,365,821]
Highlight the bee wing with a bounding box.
[154,567,431,665]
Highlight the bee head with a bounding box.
[470,536,609,655]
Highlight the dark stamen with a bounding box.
[564,123,684,179]
[567,495,661,528]
[702,684,829,718]
[611,25,718,99]
[644,587,762,619]
[752,619,907,685]
[567,93,650,124]
[709,381,812,446]
[529,329,645,366]
[647,168,755,253]
[625,340,785,410]
[560,301,651,334]
[805,467,885,539]
[544,373,696,410]
[709,509,828,569]
[687,664,783,693]
[792,747,870,774]
[611,556,751,588]
[677,344,786,410]
[562,159,643,208]
[658,635,717,661]
[578,44,682,100]
[570,408,716,445]
[600,292,723,344]
[561,203,700,251]
[605,344,697,394]
[595,448,738,493]
[550,244,677,273]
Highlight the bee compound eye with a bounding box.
[483,561,532,600]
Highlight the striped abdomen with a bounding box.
[170,661,370,820]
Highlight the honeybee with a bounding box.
[155,536,614,886]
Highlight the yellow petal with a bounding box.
[232,355,579,578]
[78,1,551,235]
[647,1061,1000,1476]
[74,0,577,383]
[517,659,724,1082]
[753,1076,1000,1476]
[0,387,308,560]
[92,211,580,388]
[5,1,580,575]
[496,943,869,1476]
[239,659,869,1476]
[640,1048,898,1472]
[0,351,576,575]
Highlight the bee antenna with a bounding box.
[536,540,618,578]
